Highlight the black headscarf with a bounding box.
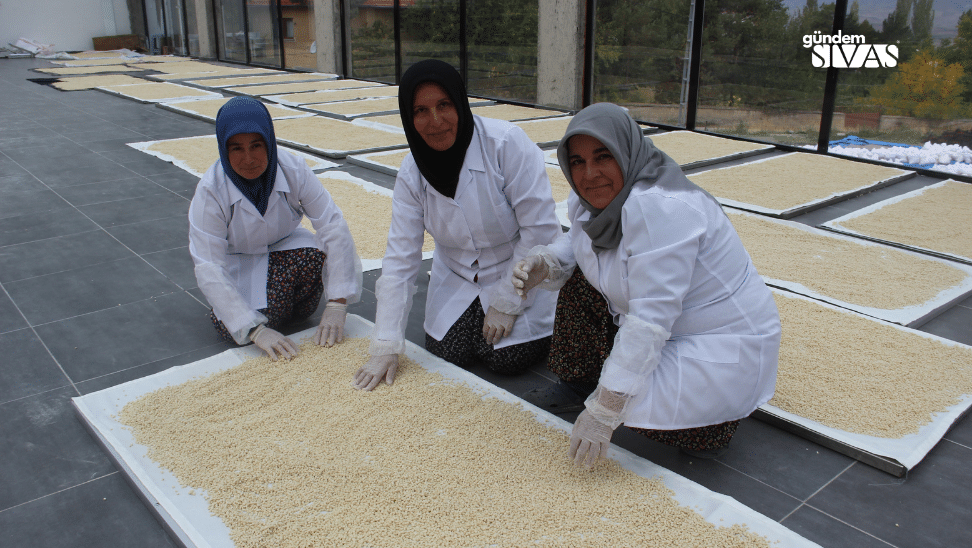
[398,59,475,199]
[215,96,278,216]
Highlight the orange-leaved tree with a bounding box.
[862,51,970,118]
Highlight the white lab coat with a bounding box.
[189,149,362,344]
[372,115,560,352]
[549,178,781,429]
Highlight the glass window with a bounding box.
[349,0,397,83]
[164,0,188,55]
[144,0,166,54]
[833,0,971,146]
[697,0,827,146]
[247,0,283,66]
[594,0,693,126]
[282,0,317,70]
[217,0,248,63]
[400,0,460,76]
[185,0,201,56]
[466,0,538,103]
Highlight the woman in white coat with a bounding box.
[189,97,362,360]
[352,60,560,390]
[513,103,781,466]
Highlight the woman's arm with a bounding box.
[188,179,266,345]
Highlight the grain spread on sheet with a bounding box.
[270,87,399,105]
[471,104,565,121]
[118,337,771,548]
[726,210,967,310]
[165,98,303,120]
[273,117,407,153]
[37,65,141,75]
[51,74,145,90]
[100,82,216,101]
[514,117,574,144]
[647,131,770,166]
[143,136,321,176]
[832,181,972,261]
[771,293,972,437]
[227,80,385,96]
[304,97,399,116]
[689,153,908,211]
[546,166,572,203]
[301,175,434,258]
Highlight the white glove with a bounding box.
[568,410,615,469]
[511,254,550,299]
[483,306,516,345]
[250,324,298,361]
[353,354,399,391]
[314,301,347,347]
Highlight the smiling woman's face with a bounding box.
[226,132,268,180]
[411,82,458,151]
[567,134,625,210]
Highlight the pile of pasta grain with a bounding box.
[727,210,967,310]
[772,293,972,437]
[119,338,770,548]
[274,117,407,153]
[689,153,907,211]
[832,180,972,261]
[306,175,434,258]
[100,82,216,101]
[52,74,144,91]
[648,131,770,167]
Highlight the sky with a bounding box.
[780,0,972,42]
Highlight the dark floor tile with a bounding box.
[713,417,857,500]
[808,442,972,548]
[605,424,807,522]
[0,473,178,548]
[141,246,196,289]
[82,137,150,152]
[5,256,180,326]
[186,286,208,307]
[0,171,46,194]
[0,329,70,404]
[78,191,189,228]
[147,169,203,194]
[0,125,60,144]
[0,291,28,334]
[125,157,200,177]
[781,505,896,548]
[28,157,139,188]
[0,386,115,510]
[0,206,99,247]
[35,291,222,382]
[98,145,171,166]
[917,304,972,346]
[943,410,972,448]
[0,187,72,220]
[54,176,170,207]
[0,229,130,283]
[0,139,93,161]
[64,128,150,144]
[76,342,235,395]
[107,214,189,255]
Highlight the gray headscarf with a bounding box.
[557,103,685,252]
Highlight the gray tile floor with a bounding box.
[1,58,970,548]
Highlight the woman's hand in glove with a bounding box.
[483,306,516,345]
[353,354,399,391]
[251,325,299,361]
[568,410,615,469]
[511,254,549,298]
[315,300,347,347]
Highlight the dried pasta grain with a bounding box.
[100,82,216,101]
[648,131,770,166]
[188,74,336,88]
[37,65,141,75]
[727,210,967,310]
[165,98,302,120]
[144,135,322,176]
[471,104,565,121]
[515,117,574,144]
[367,150,410,170]
[772,293,972,437]
[833,180,972,261]
[51,74,144,90]
[546,166,572,203]
[273,117,407,153]
[304,97,399,116]
[228,80,384,96]
[302,175,434,258]
[270,87,399,105]
[690,153,907,210]
[119,338,772,548]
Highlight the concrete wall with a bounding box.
[1,0,131,52]
[314,0,344,75]
[537,0,585,110]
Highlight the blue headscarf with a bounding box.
[215,96,278,215]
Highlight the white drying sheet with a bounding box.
[127,138,338,176]
[316,170,433,271]
[96,82,224,103]
[763,290,972,470]
[821,180,972,265]
[72,314,820,548]
[728,208,972,326]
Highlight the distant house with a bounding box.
[352,0,417,31]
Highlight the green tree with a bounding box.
[938,9,972,103]
[863,51,970,118]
